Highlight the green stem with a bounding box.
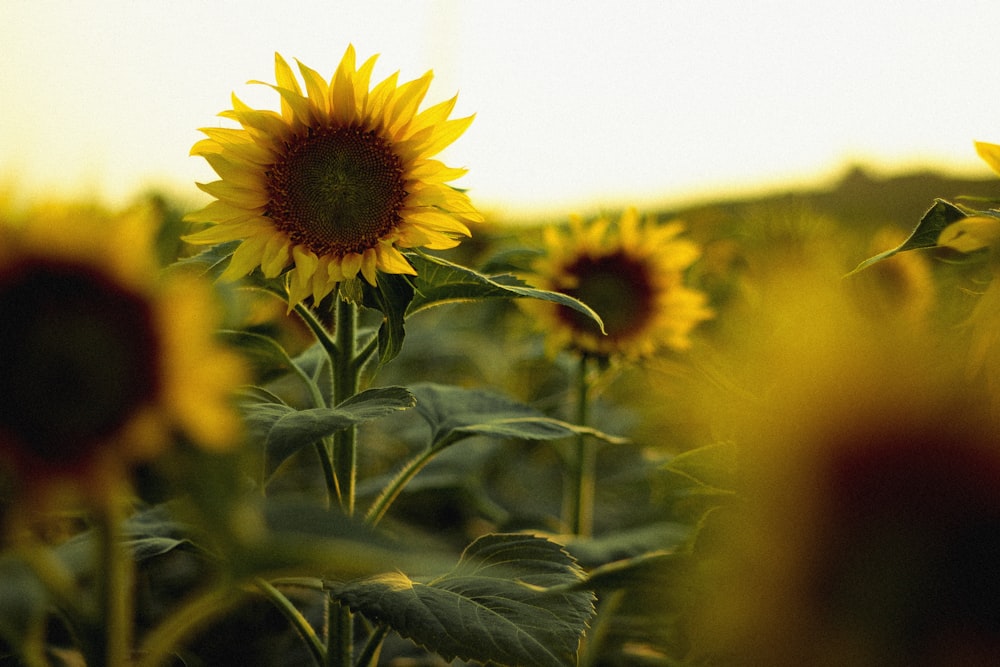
[95,498,133,667]
[364,447,438,526]
[330,294,360,667]
[328,600,353,667]
[565,354,596,537]
[136,587,247,667]
[355,624,389,667]
[293,302,342,508]
[294,301,340,368]
[255,578,326,667]
[332,295,359,516]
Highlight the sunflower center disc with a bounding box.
[560,254,656,340]
[0,261,162,461]
[267,127,408,256]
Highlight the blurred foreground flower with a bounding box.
[689,280,1000,667]
[185,45,483,307]
[526,208,712,360]
[0,203,245,508]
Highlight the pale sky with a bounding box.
[2,1,998,221]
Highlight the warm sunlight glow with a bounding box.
[1,2,996,219]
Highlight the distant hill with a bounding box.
[671,165,999,232]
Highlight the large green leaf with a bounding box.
[245,387,416,477]
[330,533,596,667]
[410,382,628,450]
[406,253,604,331]
[848,198,969,274]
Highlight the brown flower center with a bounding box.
[0,260,162,463]
[814,430,1000,658]
[266,127,408,257]
[558,253,657,343]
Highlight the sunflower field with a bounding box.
[3,46,1000,667]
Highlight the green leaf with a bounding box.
[410,382,628,450]
[172,240,241,280]
[360,272,415,365]
[262,387,415,476]
[330,533,596,667]
[662,441,737,493]
[407,253,604,333]
[219,329,297,378]
[848,198,969,274]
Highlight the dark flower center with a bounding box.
[814,431,1000,658]
[0,260,162,463]
[266,127,408,257]
[558,253,657,342]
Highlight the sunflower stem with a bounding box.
[254,578,326,667]
[565,354,596,537]
[94,497,133,667]
[332,294,359,515]
[329,292,360,666]
[292,301,344,509]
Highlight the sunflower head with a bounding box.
[688,280,1000,667]
[526,208,712,360]
[0,202,246,507]
[184,45,483,308]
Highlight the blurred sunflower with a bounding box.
[0,203,245,507]
[689,281,1000,667]
[526,208,712,359]
[184,45,482,307]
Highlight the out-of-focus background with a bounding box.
[2,1,997,220]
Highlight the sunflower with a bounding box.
[526,208,712,359]
[184,46,482,307]
[0,202,245,507]
[688,281,1000,667]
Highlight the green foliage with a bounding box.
[409,382,628,451]
[243,386,416,479]
[848,198,969,273]
[331,533,595,667]
[360,252,605,365]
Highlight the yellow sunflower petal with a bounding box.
[385,72,433,133]
[340,251,364,279]
[196,180,269,209]
[201,152,263,190]
[938,215,1000,253]
[330,45,360,124]
[183,199,253,224]
[359,248,379,285]
[198,128,274,164]
[975,141,1000,177]
[411,114,475,157]
[405,209,472,235]
[221,236,270,280]
[406,159,468,184]
[375,243,417,275]
[366,71,399,118]
[189,48,477,309]
[271,53,302,119]
[260,234,292,277]
[182,218,267,245]
[296,59,330,117]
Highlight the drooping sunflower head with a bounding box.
[184,45,483,307]
[0,202,246,507]
[526,208,713,360]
